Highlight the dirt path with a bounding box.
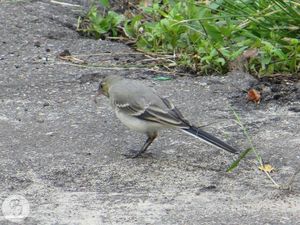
[0,1,299,224]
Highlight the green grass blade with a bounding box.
[226,147,253,172]
[271,0,300,20]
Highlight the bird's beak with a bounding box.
[93,88,102,104]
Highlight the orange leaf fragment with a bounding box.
[247,88,261,104]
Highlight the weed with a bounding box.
[77,0,300,76]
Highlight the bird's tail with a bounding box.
[181,126,238,154]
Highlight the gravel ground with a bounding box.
[0,1,299,224]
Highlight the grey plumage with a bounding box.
[97,75,238,157]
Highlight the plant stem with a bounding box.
[230,105,280,188]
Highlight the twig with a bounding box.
[287,167,300,186]
[264,171,280,188]
[280,167,300,190]
[106,36,130,41]
[54,60,193,76]
[50,0,81,7]
[72,52,145,57]
[55,61,146,70]
[144,54,177,60]
[136,48,175,58]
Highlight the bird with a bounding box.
[95,75,238,158]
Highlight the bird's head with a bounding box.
[95,75,122,100]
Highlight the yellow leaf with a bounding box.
[259,164,274,173]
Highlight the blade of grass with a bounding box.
[226,147,253,172]
[230,105,263,165]
[272,0,300,20]
[229,105,280,188]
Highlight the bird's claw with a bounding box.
[123,150,152,159]
[123,150,142,158]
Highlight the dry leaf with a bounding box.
[247,88,261,104]
[242,48,258,59]
[229,48,259,72]
[58,49,87,64]
[259,164,275,173]
[140,0,153,7]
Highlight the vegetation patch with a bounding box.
[77,0,300,76]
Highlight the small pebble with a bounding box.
[288,107,300,113]
[34,41,41,47]
[43,102,50,107]
[46,132,55,136]
[36,119,44,123]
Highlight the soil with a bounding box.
[0,1,299,225]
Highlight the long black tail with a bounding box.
[181,126,238,154]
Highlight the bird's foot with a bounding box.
[123,150,152,159]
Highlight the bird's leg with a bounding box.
[126,133,157,158]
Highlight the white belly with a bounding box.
[116,111,164,134]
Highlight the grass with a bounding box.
[77,0,300,77]
[228,106,300,190]
[227,106,279,188]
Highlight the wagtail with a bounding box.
[95,75,238,158]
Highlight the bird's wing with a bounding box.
[160,97,191,125]
[114,101,145,116]
[113,97,189,128]
[110,80,189,128]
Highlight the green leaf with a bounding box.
[208,2,220,10]
[261,56,271,65]
[216,57,226,66]
[80,0,300,75]
[226,147,253,172]
[273,48,286,60]
[290,38,299,45]
[107,11,124,26]
[99,0,110,8]
[203,22,223,42]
